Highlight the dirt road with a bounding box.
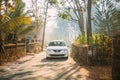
[0,51,111,80]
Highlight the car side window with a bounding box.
[48,42,55,46]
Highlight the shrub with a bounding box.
[72,34,112,65]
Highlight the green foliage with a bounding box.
[94,0,118,36]
[8,0,25,17]
[75,33,110,45]
[75,34,96,45]
[18,25,34,36]
[112,11,120,26]
[48,0,58,5]
[116,0,120,2]
[74,33,112,65]
[93,34,112,65]
[0,0,32,43]
[75,34,87,44]
[58,12,70,20]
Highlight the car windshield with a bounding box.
[48,41,66,46]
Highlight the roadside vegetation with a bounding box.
[0,0,33,43]
[0,0,40,65]
[0,0,120,79]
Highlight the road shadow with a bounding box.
[33,63,82,80]
[34,58,69,68]
[0,71,33,80]
[41,58,68,62]
[53,64,82,80]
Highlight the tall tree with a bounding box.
[94,0,117,37]
[0,0,15,39]
[51,0,93,44]
[28,0,46,50]
[86,0,92,44]
[55,0,86,44]
[28,0,44,30]
[5,0,32,43]
[0,0,32,43]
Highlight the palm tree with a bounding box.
[94,0,117,37]
[4,0,32,43]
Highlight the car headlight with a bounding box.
[47,49,52,51]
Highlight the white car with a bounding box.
[46,40,68,59]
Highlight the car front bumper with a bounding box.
[46,51,68,58]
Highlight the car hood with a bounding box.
[47,46,68,50]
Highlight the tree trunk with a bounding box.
[87,0,92,45]
[41,1,48,51]
[78,12,85,44]
[0,32,5,54]
[74,0,85,44]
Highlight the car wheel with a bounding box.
[65,57,68,59]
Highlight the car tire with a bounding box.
[65,57,68,59]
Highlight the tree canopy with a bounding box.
[0,0,32,42]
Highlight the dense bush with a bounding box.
[72,34,112,65]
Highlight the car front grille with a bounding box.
[50,54,65,56]
[53,50,61,52]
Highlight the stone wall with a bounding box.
[0,42,41,65]
[71,44,88,65]
[0,43,25,65]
